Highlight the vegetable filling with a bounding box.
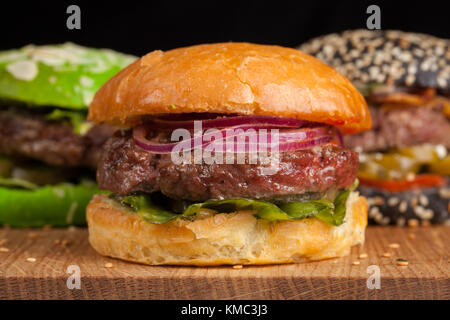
[112,180,358,226]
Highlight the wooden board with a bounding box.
[0,226,448,300]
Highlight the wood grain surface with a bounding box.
[0,226,448,300]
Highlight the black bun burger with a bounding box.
[86,43,371,266]
[299,30,450,226]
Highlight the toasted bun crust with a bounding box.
[89,43,370,134]
[86,192,367,266]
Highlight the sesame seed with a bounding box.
[423,209,434,220]
[104,263,113,268]
[0,239,7,246]
[27,232,39,239]
[399,201,408,213]
[405,74,415,86]
[369,206,380,218]
[352,261,361,265]
[410,197,418,208]
[413,205,425,217]
[0,247,10,253]
[372,196,384,206]
[388,197,399,206]
[408,219,419,228]
[54,240,60,245]
[233,265,243,269]
[419,195,429,206]
[359,253,368,259]
[26,257,36,263]
[381,252,392,257]
[381,216,391,225]
[389,243,400,249]
[408,233,416,240]
[439,188,450,199]
[374,212,384,223]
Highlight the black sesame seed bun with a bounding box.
[300,30,450,226]
[298,30,450,92]
[361,182,450,226]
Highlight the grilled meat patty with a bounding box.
[344,102,450,152]
[0,109,115,168]
[97,130,359,201]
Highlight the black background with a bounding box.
[1,0,449,56]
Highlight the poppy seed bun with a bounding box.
[298,30,450,92]
[88,43,370,134]
[86,192,367,266]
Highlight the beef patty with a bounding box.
[344,101,450,152]
[0,109,115,168]
[97,130,359,201]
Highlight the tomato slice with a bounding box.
[358,174,446,192]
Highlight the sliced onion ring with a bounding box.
[133,125,258,154]
[133,124,341,154]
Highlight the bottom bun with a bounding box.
[87,192,367,266]
[360,183,450,226]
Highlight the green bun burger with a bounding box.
[0,43,136,227]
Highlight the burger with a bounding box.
[0,43,135,227]
[86,43,371,266]
[299,30,450,225]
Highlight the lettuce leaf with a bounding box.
[115,180,358,226]
[184,198,291,221]
[117,194,179,224]
[314,190,349,226]
[279,200,334,220]
[46,109,92,135]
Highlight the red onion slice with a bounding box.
[133,124,339,154]
[334,127,344,147]
[133,125,261,154]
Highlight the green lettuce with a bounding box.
[46,109,92,135]
[118,194,181,224]
[115,180,358,226]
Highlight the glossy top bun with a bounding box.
[89,43,370,134]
